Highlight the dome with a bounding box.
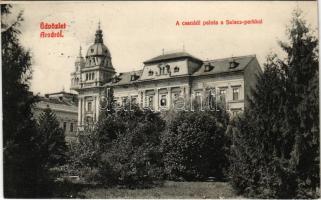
[86,25,111,58]
[86,43,111,57]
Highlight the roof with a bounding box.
[86,43,110,57]
[105,54,257,86]
[107,70,143,86]
[45,91,77,97]
[35,95,78,113]
[192,55,256,76]
[37,96,77,107]
[143,52,202,64]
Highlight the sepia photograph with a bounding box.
[1,1,319,198]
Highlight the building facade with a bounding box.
[33,91,78,142]
[71,25,262,131]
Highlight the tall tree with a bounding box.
[2,4,44,197]
[228,9,319,198]
[280,9,319,197]
[37,107,68,169]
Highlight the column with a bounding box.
[78,98,82,127]
[96,95,100,121]
[81,97,85,125]
[93,96,96,122]
[155,88,159,111]
[168,87,172,109]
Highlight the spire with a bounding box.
[94,22,103,44]
[79,45,83,57]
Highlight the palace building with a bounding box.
[33,91,78,142]
[70,25,262,131]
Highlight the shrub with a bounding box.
[162,105,229,181]
[96,105,166,187]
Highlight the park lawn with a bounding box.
[78,181,240,199]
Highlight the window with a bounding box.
[174,66,179,73]
[92,73,95,80]
[229,60,239,69]
[122,97,128,106]
[219,89,226,96]
[86,116,93,125]
[70,123,73,132]
[131,96,137,104]
[91,49,94,53]
[63,122,67,132]
[173,92,180,100]
[160,95,167,107]
[148,70,154,76]
[219,88,227,101]
[148,96,154,108]
[204,63,214,72]
[88,101,92,111]
[232,88,239,101]
[86,73,88,80]
[165,64,170,73]
[160,67,165,75]
[231,109,241,117]
[131,75,136,81]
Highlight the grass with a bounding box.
[77,181,239,199]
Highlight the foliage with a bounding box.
[1,4,48,197]
[162,104,230,181]
[96,105,166,186]
[37,107,68,169]
[63,132,101,183]
[228,9,319,198]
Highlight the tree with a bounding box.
[162,104,230,181]
[96,104,166,186]
[228,9,319,198]
[228,57,290,197]
[280,9,319,198]
[37,107,68,169]
[2,4,45,197]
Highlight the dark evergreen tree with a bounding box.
[228,9,319,198]
[228,56,291,198]
[37,107,68,169]
[2,4,44,197]
[280,9,319,198]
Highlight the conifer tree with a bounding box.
[280,9,319,197]
[228,9,319,198]
[37,107,67,169]
[2,4,44,197]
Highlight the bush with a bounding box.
[62,133,100,183]
[96,105,166,187]
[162,105,229,181]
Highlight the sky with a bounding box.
[5,1,319,95]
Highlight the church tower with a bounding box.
[71,23,115,131]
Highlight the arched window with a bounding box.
[148,70,154,76]
[174,66,179,73]
[160,66,165,75]
[166,64,170,72]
